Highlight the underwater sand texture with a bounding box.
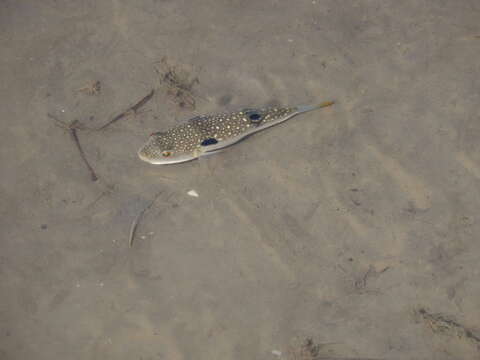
[1,1,480,359]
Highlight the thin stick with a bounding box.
[98,89,155,130]
[97,111,128,131]
[47,112,69,127]
[129,192,162,248]
[131,89,155,112]
[48,114,98,181]
[70,122,98,181]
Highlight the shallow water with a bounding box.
[1,1,480,359]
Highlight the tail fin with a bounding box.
[296,101,335,114]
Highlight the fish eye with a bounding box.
[162,151,171,157]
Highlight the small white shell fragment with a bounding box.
[187,189,199,197]
[271,350,282,357]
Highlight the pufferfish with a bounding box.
[138,101,334,165]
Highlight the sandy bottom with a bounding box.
[1,1,480,359]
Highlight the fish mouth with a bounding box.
[137,143,166,164]
[137,148,157,164]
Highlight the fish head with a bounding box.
[138,132,195,165]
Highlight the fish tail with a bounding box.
[295,101,335,114]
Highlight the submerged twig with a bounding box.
[129,192,162,248]
[76,80,101,96]
[48,113,98,181]
[98,89,154,130]
[131,89,155,113]
[415,308,480,345]
[70,125,98,181]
